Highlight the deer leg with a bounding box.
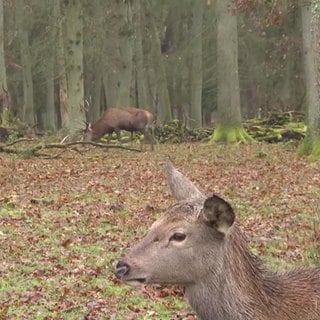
[144,127,155,151]
[107,133,112,144]
[115,129,121,143]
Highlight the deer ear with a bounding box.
[202,195,235,234]
[164,159,204,202]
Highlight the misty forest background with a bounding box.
[0,0,320,155]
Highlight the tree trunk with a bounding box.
[42,2,57,132]
[64,0,85,134]
[86,0,105,121]
[44,54,56,131]
[189,0,203,128]
[0,0,9,123]
[54,0,68,129]
[146,0,171,123]
[210,0,251,143]
[0,0,7,91]
[103,71,117,108]
[277,1,297,112]
[91,62,102,123]
[16,0,34,126]
[133,0,150,109]
[20,32,34,126]
[115,1,134,107]
[298,0,320,159]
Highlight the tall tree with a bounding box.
[55,0,68,129]
[16,0,34,126]
[189,0,203,128]
[43,52,56,130]
[210,0,251,142]
[0,0,7,91]
[133,0,150,109]
[298,0,320,159]
[0,0,9,123]
[83,0,107,124]
[42,3,56,131]
[100,0,128,109]
[146,0,172,123]
[63,0,85,134]
[156,2,184,120]
[115,0,134,107]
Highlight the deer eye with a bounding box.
[170,232,186,242]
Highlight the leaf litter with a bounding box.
[0,143,320,319]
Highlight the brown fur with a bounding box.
[84,107,154,149]
[115,161,320,320]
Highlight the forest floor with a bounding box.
[1,141,320,319]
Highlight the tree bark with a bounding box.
[189,0,203,128]
[146,0,172,123]
[0,0,7,91]
[133,0,150,109]
[54,0,68,129]
[0,0,9,123]
[16,0,34,126]
[44,54,56,131]
[64,0,85,134]
[115,1,134,107]
[91,61,102,123]
[42,2,57,132]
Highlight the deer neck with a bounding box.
[185,225,272,320]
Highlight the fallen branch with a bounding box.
[62,141,142,152]
[0,140,142,157]
[5,138,34,146]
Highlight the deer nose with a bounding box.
[114,261,130,279]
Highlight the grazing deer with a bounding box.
[84,107,154,150]
[115,160,320,320]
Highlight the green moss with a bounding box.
[297,136,312,156]
[309,138,320,161]
[297,133,320,161]
[210,124,253,143]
